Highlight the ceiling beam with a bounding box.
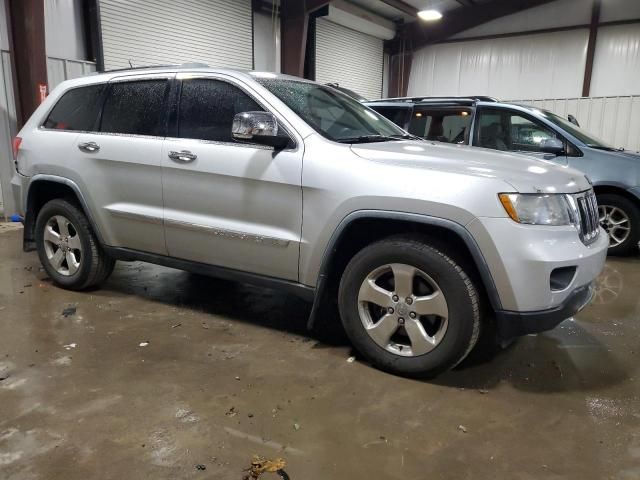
[405,0,558,50]
[378,0,418,18]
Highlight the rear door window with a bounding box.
[408,108,472,144]
[43,84,105,131]
[177,78,264,143]
[100,79,169,136]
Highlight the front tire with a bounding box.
[338,236,481,378]
[597,194,640,256]
[35,199,115,290]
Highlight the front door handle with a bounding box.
[168,150,197,163]
[78,141,100,153]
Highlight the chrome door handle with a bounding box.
[78,141,100,153]
[168,150,197,163]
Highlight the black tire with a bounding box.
[597,194,640,256]
[338,235,481,378]
[35,199,115,290]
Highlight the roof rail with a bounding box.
[103,62,210,73]
[368,95,500,103]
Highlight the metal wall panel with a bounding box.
[315,18,384,100]
[99,0,253,70]
[47,57,97,91]
[0,50,17,218]
[510,96,640,152]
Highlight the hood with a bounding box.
[586,147,640,162]
[350,140,591,194]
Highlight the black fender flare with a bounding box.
[307,210,503,328]
[24,174,106,250]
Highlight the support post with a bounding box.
[8,0,48,127]
[582,0,601,97]
[280,0,329,78]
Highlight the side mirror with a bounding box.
[540,137,565,155]
[232,111,289,149]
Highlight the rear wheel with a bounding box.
[597,194,640,256]
[338,236,481,378]
[35,199,115,290]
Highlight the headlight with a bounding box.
[498,193,575,226]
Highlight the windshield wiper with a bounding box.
[587,144,618,152]
[389,133,423,141]
[337,135,403,144]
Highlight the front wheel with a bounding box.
[597,194,640,256]
[338,236,481,378]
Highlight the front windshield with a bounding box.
[256,78,411,143]
[540,110,617,150]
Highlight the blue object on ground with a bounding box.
[9,214,23,222]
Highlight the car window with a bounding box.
[100,80,168,136]
[475,108,559,153]
[408,108,472,144]
[370,106,409,129]
[43,84,105,131]
[178,79,264,143]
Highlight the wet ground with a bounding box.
[1,226,639,480]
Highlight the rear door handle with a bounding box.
[78,141,100,153]
[168,150,197,163]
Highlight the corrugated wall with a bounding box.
[99,0,253,70]
[315,18,384,100]
[509,96,640,152]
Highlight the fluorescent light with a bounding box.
[418,9,443,21]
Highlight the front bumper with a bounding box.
[467,217,608,312]
[495,282,594,339]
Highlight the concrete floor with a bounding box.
[1,226,639,480]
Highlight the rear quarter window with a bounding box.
[43,84,105,131]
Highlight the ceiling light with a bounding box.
[418,9,443,21]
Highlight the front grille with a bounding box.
[573,190,600,245]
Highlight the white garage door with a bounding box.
[315,18,383,100]
[99,0,253,70]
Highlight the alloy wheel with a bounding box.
[598,205,631,248]
[43,215,83,276]
[357,263,449,357]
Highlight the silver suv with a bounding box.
[10,66,608,378]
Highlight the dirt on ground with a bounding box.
[1,227,639,479]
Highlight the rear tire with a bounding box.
[597,194,640,256]
[35,199,115,290]
[338,235,481,378]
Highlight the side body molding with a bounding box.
[307,210,503,328]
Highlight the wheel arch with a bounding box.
[593,184,640,208]
[307,210,503,329]
[24,175,104,251]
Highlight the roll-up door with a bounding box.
[315,18,384,100]
[99,0,253,70]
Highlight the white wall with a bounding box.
[591,23,640,96]
[408,29,589,99]
[408,0,640,101]
[254,11,280,72]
